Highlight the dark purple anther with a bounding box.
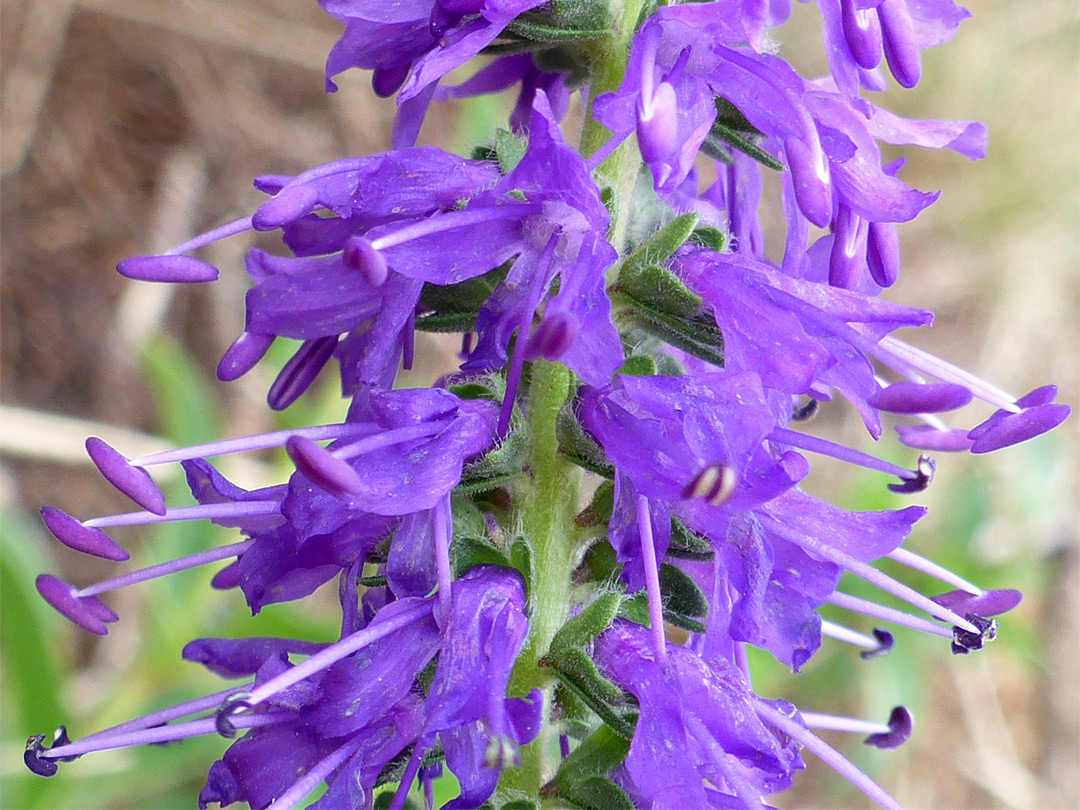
[878,0,921,88]
[286,435,363,499]
[24,736,57,777]
[636,81,679,163]
[784,137,832,229]
[887,453,935,494]
[869,381,973,414]
[372,63,411,98]
[210,560,240,590]
[859,628,895,660]
[86,437,166,515]
[792,398,820,422]
[36,575,108,635]
[343,236,389,288]
[40,507,129,561]
[841,0,883,70]
[951,613,997,654]
[524,312,579,362]
[251,184,320,230]
[895,425,974,452]
[867,221,900,287]
[863,706,913,749]
[829,205,868,289]
[49,727,79,762]
[969,403,1071,454]
[116,255,219,283]
[932,588,1023,618]
[214,693,253,739]
[682,464,738,507]
[267,336,339,411]
[217,331,274,382]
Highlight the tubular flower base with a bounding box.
[24,0,1067,808]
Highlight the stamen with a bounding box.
[800,712,890,737]
[755,702,903,810]
[864,706,913,750]
[951,613,997,655]
[167,216,255,255]
[637,496,667,663]
[681,464,738,507]
[827,591,954,639]
[874,338,1021,413]
[887,547,982,595]
[820,620,894,659]
[931,588,1022,618]
[214,693,253,738]
[868,381,973,415]
[73,540,254,600]
[584,130,632,172]
[83,684,253,743]
[84,502,280,529]
[40,508,129,561]
[762,518,979,632]
[792,397,820,422]
[130,423,373,466]
[38,712,290,761]
[331,422,446,461]
[243,601,433,707]
[770,428,927,490]
[271,736,369,810]
[886,453,935,494]
[389,743,427,810]
[368,203,541,252]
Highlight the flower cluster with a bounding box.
[26,1,1067,809]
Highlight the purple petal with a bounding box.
[878,0,920,88]
[40,507,129,561]
[252,184,321,230]
[267,337,339,411]
[86,437,166,515]
[218,332,275,382]
[116,255,219,283]
[182,637,326,678]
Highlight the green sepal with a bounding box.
[575,480,614,528]
[414,311,478,333]
[555,725,631,790]
[666,518,714,561]
[619,590,706,635]
[559,777,636,810]
[374,793,417,810]
[510,538,533,596]
[620,213,700,282]
[358,575,388,588]
[615,299,725,368]
[617,264,704,320]
[616,354,657,377]
[501,801,540,810]
[556,401,615,478]
[714,96,759,134]
[507,3,609,43]
[451,534,511,578]
[707,121,785,171]
[471,144,499,163]
[551,592,622,654]
[659,563,708,620]
[545,646,635,739]
[688,225,728,253]
[460,430,528,493]
[581,539,619,583]
[700,137,735,165]
[600,187,618,228]
[419,258,512,316]
[496,128,528,174]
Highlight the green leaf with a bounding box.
[575,480,614,528]
[707,120,785,171]
[561,777,636,810]
[551,593,622,653]
[618,263,704,319]
[620,213,700,281]
[556,725,631,788]
[502,801,540,810]
[452,534,511,577]
[510,538,533,594]
[616,354,658,377]
[460,430,528,493]
[419,259,512,316]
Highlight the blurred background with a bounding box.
[1,0,1077,807]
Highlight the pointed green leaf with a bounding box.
[707,121,785,171]
[688,225,728,253]
[575,479,615,528]
[616,301,725,367]
[556,401,615,477]
[660,562,708,619]
[496,128,528,173]
[546,646,634,739]
[616,354,658,377]
[556,725,631,788]
[618,263,704,319]
[561,777,636,810]
[666,518,714,561]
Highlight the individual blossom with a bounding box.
[319,0,547,147]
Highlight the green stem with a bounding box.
[501,360,581,798]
